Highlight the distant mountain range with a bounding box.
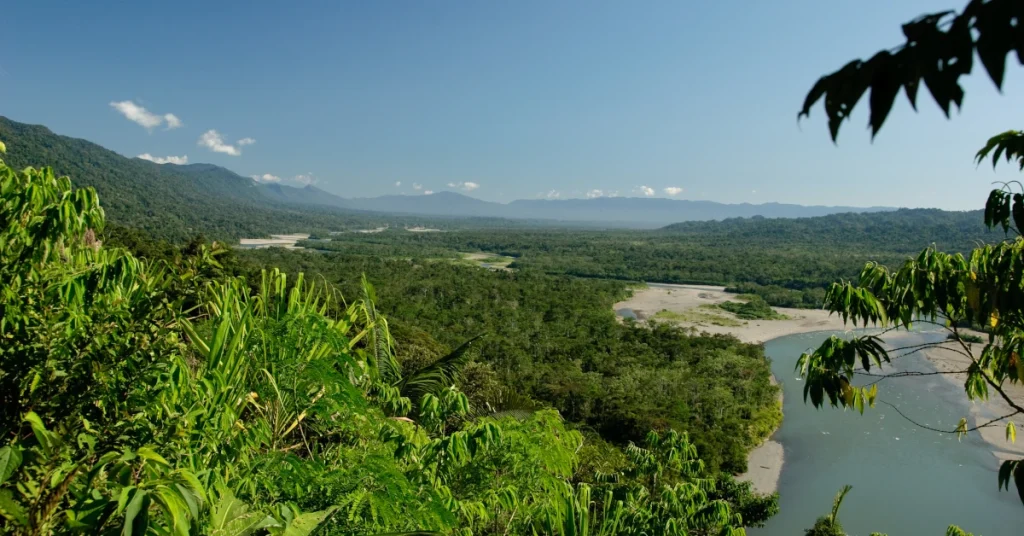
[251,172,898,226]
[1,116,897,238]
[339,192,894,225]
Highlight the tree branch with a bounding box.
[877,399,1020,435]
[858,369,972,387]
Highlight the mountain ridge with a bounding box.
[0,115,907,234]
[321,189,897,224]
[0,116,376,241]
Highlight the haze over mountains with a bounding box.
[340,192,894,224]
[2,116,896,233]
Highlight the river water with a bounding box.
[751,330,1024,536]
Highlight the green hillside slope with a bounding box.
[0,116,371,241]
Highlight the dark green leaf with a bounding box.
[867,52,901,137]
[0,446,22,486]
[122,490,150,536]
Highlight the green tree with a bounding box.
[795,0,1024,525]
[0,139,768,535]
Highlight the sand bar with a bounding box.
[613,283,848,344]
[237,233,310,249]
[921,339,1024,465]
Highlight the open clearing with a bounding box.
[330,226,388,234]
[237,234,310,249]
[458,252,515,271]
[613,283,848,345]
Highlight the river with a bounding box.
[751,330,1024,535]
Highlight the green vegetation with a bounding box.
[10,2,1020,531]
[947,333,985,344]
[804,486,854,536]
[0,117,390,242]
[0,117,581,244]
[454,253,515,270]
[299,209,993,308]
[724,282,826,309]
[1,115,996,315]
[475,255,513,264]
[653,307,746,327]
[717,297,788,321]
[240,247,777,473]
[0,145,778,534]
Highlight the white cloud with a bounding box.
[164,114,182,129]
[664,186,683,196]
[395,181,402,187]
[751,189,757,194]
[608,191,620,197]
[293,173,315,186]
[198,130,245,156]
[251,173,314,186]
[237,137,256,146]
[110,100,183,130]
[545,190,561,199]
[137,153,188,165]
[448,181,479,192]
[424,190,434,195]
[585,189,603,199]
[635,185,655,197]
[413,183,423,191]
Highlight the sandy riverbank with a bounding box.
[237,233,310,249]
[615,284,1024,494]
[921,339,1024,465]
[614,283,851,494]
[613,284,849,345]
[740,439,784,494]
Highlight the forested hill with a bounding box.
[661,208,990,254]
[0,116,379,242]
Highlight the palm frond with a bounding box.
[397,334,484,403]
[359,274,402,383]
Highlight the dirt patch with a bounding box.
[237,234,310,249]
[613,283,847,344]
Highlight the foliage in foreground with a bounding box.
[0,147,771,534]
[796,0,1024,514]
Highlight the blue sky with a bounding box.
[2,1,1021,209]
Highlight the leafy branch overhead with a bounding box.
[799,0,1024,141]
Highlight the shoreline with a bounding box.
[614,285,1024,493]
[613,284,852,494]
[737,329,1024,497]
[919,339,1024,465]
[739,374,785,496]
